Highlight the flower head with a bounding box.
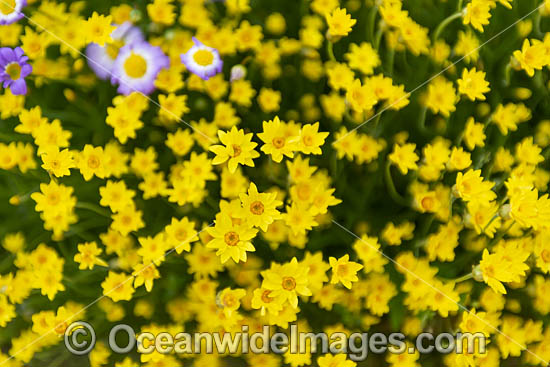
[111,41,169,95]
[86,22,144,80]
[326,7,356,38]
[0,47,32,95]
[206,213,257,263]
[181,37,223,81]
[209,126,259,173]
[0,0,26,25]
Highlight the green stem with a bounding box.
[482,214,499,233]
[457,0,464,12]
[534,11,543,38]
[374,27,383,51]
[326,41,336,62]
[418,105,428,133]
[504,62,512,87]
[384,161,409,206]
[387,47,395,77]
[75,202,111,218]
[367,5,379,43]
[433,12,463,41]
[488,220,515,247]
[453,272,473,283]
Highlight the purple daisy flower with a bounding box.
[0,47,32,96]
[110,41,169,96]
[0,0,26,25]
[181,37,223,81]
[86,22,144,80]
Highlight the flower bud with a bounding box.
[472,265,484,282]
[230,65,247,82]
[499,203,511,220]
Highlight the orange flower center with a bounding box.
[224,231,239,246]
[231,144,242,157]
[282,277,296,290]
[250,201,265,215]
[261,290,273,303]
[272,137,285,149]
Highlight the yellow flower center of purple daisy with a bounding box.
[124,53,147,78]
[106,40,125,60]
[5,63,21,81]
[0,0,16,15]
[193,49,214,66]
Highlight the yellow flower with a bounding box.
[251,287,284,316]
[74,242,108,270]
[132,263,160,292]
[326,7,356,38]
[164,217,198,253]
[262,257,312,308]
[0,295,15,327]
[84,12,116,46]
[344,42,380,75]
[209,126,260,173]
[463,0,491,32]
[329,255,363,289]
[218,287,246,316]
[296,122,329,155]
[454,169,496,204]
[158,93,190,122]
[345,79,378,113]
[147,0,176,26]
[513,39,548,77]
[31,181,76,215]
[40,147,75,177]
[99,180,135,213]
[282,202,318,236]
[101,271,135,302]
[258,116,297,163]
[389,142,419,174]
[206,213,257,263]
[78,145,105,181]
[106,105,143,144]
[457,68,490,101]
[477,247,529,294]
[257,88,282,113]
[425,77,457,117]
[464,117,486,150]
[137,233,169,266]
[236,182,282,231]
[111,205,145,236]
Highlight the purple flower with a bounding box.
[86,22,144,80]
[0,0,26,25]
[0,47,32,95]
[181,37,223,81]
[110,41,169,96]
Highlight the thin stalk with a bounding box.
[75,202,111,218]
[453,272,473,283]
[384,161,409,206]
[433,12,463,41]
[326,41,336,62]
